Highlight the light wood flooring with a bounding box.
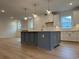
[0,38,79,59]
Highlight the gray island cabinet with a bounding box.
[21,31,61,50]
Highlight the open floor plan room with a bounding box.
[0,0,79,59]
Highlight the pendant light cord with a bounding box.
[48,0,49,10]
[34,3,37,14]
[24,8,27,17]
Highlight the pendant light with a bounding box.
[1,10,5,13]
[32,0,38,18]
[32,3,37,18]
[46,0,51,14]
[24,8,27,20]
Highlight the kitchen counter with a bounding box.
[21,31,61,50]
[21,30,60,32]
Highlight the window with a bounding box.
[17,21,21,31]
[28,18,33,30]
[61,16,72,29]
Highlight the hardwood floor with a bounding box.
[0,38,79,59]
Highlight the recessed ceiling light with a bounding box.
[1,10,5,13]
[69,3,72,5]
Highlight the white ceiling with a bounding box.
[0,0,79,19]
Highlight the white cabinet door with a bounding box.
[61,31,79,42]
[61,32,68,40]
[76,32,79,41]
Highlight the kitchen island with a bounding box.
[21,31,61,50]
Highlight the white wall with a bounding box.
[73,10,79,25]
[0,17,19,38]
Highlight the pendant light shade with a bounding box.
[46,10,51,14]
[24,8,27,20]
[46,0,51,14]
[32,2,38,18]
[24,17,27,20]
[33,14,37,18]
